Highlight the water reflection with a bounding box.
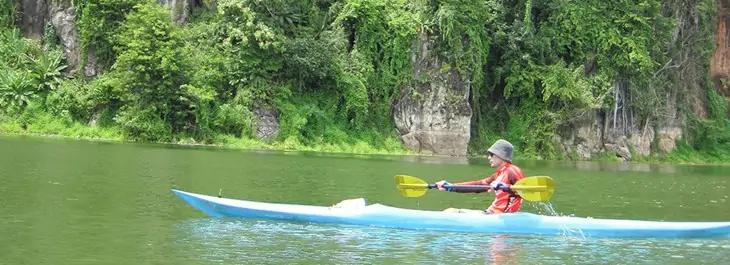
[514,159,682,174]
[120,140,730,177]
[174,218,528,264]
[239,148,730,176]
[173,218,730,264]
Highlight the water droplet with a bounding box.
[710,200,718,203]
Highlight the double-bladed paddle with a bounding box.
[395,175,555,202]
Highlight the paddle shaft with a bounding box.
[429,184,508,193]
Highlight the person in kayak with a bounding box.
[435,139,525,214]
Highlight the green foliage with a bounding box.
[0,0,14,29]
[0,27,68,116]
[112,2,194,141]
[430,0,491,87]
[85,72,127,115]
[0,28,28,70]
[213,103,254,137]
[43,22,58,50]
[211,0,288,110]
[283,35,341,88]
[334,0,418,126]
[543,0,670,73]
[44,78,93,122]
[0,70,37,114]
[114,105,173,142]
[180,12,230,101]
[685,84,730,157]
[26,49,68,99]
[75,0,139,67]
[1,0,726,162]
[470,0,677,158]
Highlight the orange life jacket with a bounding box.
[455,163,525,214]
[486,163,525,214]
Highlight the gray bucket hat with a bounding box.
[487,139,514,162]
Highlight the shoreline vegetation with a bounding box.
[2,123,728,167]
[2,0,729,166]
[0,117,416,156]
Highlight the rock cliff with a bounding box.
[157,0,199,23]
[392,31,473,156]
[14,0,47,39]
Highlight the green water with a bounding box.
[1,135,729,264]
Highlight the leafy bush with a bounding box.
[0,0,14,29]
[112,2,193,139]
[0,70,37,115]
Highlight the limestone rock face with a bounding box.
[554,111,604,160]
[16,0,48,39]
[392,32,472,156]
[157,0,198,23]
[254,106,279,141]
[49,4,80,75]
[553,109,668,161]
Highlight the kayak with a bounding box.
[171,189,730,238]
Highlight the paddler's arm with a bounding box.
[452,176,496,193]
[436,176,496,193]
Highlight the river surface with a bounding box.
[1,135,729,264]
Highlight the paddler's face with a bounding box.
[488,152,503,168]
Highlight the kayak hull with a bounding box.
[171,189,730,238]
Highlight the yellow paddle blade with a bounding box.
[511,176,555,201]
[395,175,429,197]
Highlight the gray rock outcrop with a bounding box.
[392,31,472,156]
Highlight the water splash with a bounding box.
[528,202,587,240]
[530,201,562,216]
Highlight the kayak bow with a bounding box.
[171,189,730,238]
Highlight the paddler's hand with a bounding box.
[435,180,453,191]
[491,182,507,192]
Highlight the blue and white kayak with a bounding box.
[171,189,730,238]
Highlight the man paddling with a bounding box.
[435,139,526,214]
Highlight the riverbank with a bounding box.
[0,117,416,156]
[2,118,728,166]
